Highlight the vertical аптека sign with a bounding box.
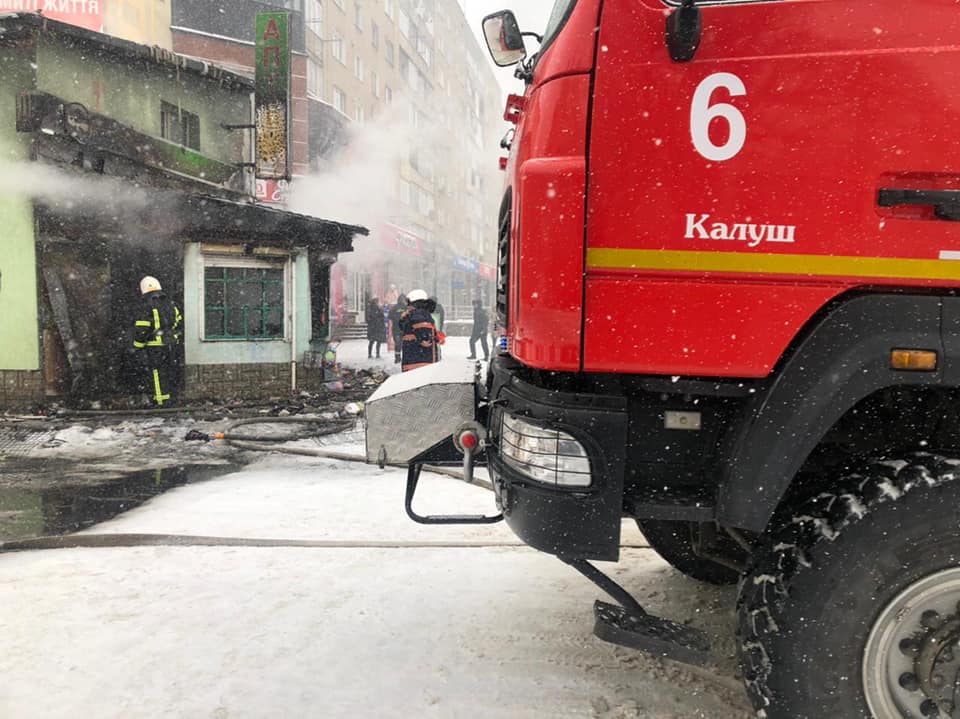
[255,12,291,179]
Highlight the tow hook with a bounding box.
[453,421,486,484]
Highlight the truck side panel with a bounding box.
[584,0,960,377]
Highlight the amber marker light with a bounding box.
[890,349,938,371]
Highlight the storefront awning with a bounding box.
[31,162,366,256]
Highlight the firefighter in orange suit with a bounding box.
[133,276,183,406]
[399,289,439,372]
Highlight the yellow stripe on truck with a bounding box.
[586,248,960,281]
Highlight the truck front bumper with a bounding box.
[485,356,629,561]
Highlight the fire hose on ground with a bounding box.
[208,415,493,489]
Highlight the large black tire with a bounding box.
[636,519,741,585]
[737,454,960,718]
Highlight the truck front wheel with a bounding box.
[636,519,741,585]
[737,455,960,718]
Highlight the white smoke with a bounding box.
[0,159,153,211]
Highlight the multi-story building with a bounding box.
[54,0,504,332]
[300,0,503,331]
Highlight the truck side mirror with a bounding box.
[482,10,527,67]
[666,0,702,62]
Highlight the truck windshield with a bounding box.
[542,0,577,49]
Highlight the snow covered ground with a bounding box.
[0,339,754,718]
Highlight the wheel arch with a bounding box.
[717,292,951,533]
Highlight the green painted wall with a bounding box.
[0,46,40,371]
[36,39,250,165]
[183,244,313,366]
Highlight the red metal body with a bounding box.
[505,0,960,377]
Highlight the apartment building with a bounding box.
[306,0,503,328]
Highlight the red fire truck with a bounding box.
[394,1,960,716]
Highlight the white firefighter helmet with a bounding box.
[406,289,428,303]
[140,276,162,295]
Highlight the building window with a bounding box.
[333,86,347,114]
[354,1,362,29]
[355,105,365,124]
[371,70,380,98]
[371,21,378,48]
[333,0,344,10]
[307,57,323,99]
[384,85,392,104]
[331,30,345,63]
[160,101,200,151]
[354,54,365,81]
[203,264,286,340]
[305,0,322,32]
[384,38,394,66]
[398,9,410,38]
[384,0,393,20]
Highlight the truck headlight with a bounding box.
[499,413,592,487]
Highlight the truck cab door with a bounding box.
[584,0,960,377]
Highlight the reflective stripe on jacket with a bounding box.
[133,293,182,349]
[399,306,436,371]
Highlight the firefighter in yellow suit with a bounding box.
[132,276,183,406]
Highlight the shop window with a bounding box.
[203,264,286,340]
[160,101,200,151]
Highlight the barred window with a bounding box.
[203,266,285,340]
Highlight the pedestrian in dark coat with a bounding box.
[132,276,182,406]
[388,296,407,364]
[400,289,438,372]
[467,299,490,360]
[365,297,387,358]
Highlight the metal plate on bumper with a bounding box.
[365,362,478,465]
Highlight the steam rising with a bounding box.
[0,160,153,212]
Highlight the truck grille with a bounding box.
[496,192,511,328]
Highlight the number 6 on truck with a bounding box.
[690,72,747,161]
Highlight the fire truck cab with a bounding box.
[385,1,960,716]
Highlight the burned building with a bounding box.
[0,12,366,408]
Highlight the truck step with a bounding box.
[593,600,711,666]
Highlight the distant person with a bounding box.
[132,276,182,406]
[365,296,386,359]
[467,299,490,361]
[388,295,406,364]
[400,289,438,371]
